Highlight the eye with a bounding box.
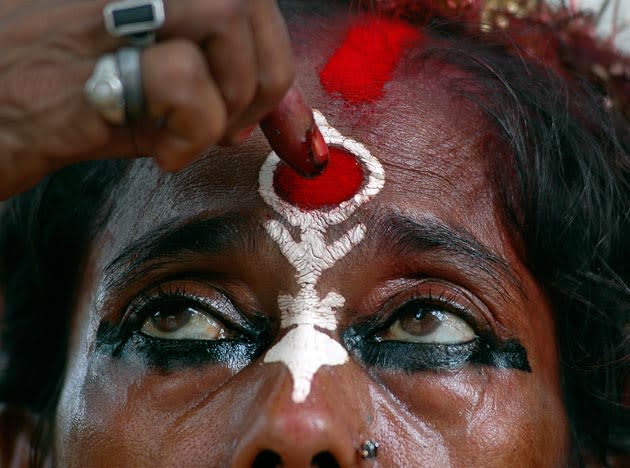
[95,282,273,370]
[377,300,475,345]
[343,281,531,373]
[140,299,236,341]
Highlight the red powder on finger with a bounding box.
[320,18,421,103]
[274,147,364,210]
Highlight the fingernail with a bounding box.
[306,123,329,173]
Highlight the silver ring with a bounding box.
[84,53,125,124]
[103,0,165,47]
[116,47,144,123]
[84,47,144,125]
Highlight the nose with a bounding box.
[231,365,361,468]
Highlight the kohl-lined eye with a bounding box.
[95,282,272,370]
[342,283,488,372]
[141,301,235,341]
[343,281,531,373]
[377,300,475,345]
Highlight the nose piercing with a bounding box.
[359,439,379,459]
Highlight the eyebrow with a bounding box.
[103,215,261,290]
[103,212,523,299]
[373,213,523,297]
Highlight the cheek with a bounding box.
[370,368,570,467]
[54,357,240,466]
[54,355,569,467]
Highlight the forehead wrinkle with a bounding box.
[358,105,491,184]
[382,160,459,197]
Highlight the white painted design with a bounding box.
[258,110,385,403]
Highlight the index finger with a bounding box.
[260,87,329,177]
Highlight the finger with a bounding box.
[260,87,328,177]
[225,0,294,134]
[203,9,257,134]
[47,0,123,56]
[140,39,227,171]
[160,0,245,41]
[75,0,233,54]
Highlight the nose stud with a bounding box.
[359,440,379,459]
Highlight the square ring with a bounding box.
[104,0,165,38]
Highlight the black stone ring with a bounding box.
[104,0,165,47]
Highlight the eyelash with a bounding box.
[384,285,481,335]
[401,289,472,324]
[133,285,217,322]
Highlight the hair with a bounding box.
[1,2,628,467]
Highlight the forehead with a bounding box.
[103,20,501,262]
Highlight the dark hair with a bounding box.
[1,10,628,468]
[0,160,129,463]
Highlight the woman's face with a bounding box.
[54,14,569,467]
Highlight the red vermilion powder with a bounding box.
[319,18,421,103]
[273,147,364,210]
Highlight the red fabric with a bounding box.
[273,147,364,210]
[319,18,421,103]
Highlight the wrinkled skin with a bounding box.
[53,12,569,468]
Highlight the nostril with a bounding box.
[311,451,341,468]
[253,450,283,467]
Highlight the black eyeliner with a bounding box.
[343,325,531,372]
[95,321,271,370]
[124,332,261,370]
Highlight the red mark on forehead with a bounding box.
[319,18,421,103]
[274,147,364,210]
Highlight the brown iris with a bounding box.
[140,301,229,341]
[377,299,475,344]
[149,306,194,333]
[396,305,443,337]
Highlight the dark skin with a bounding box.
[49,16,570,466]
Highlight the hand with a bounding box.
[0,0,323,200]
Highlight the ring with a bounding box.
[84,53,124,124]
[104,0,165,47]
[84,47,144,125]
[116,47,144,122]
